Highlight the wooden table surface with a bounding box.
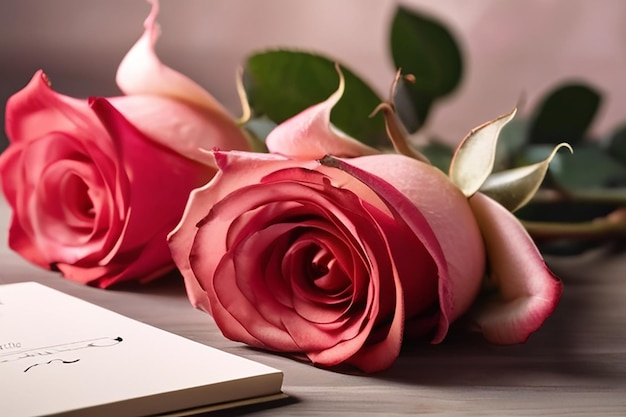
[1,199,625,417]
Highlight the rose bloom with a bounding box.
[0,0,249,287]
[169,88,562,372]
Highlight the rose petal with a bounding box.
[90,97,213,244]
[342,270,404,372]
[86,98,213,285]
[109,96,249,166]
[265,72,378,160]
[468,192,563,344]
[347,154,486,324]
[187,192,300,350]
[3,73,121,211]
[169,151,318,306]
[190,175,379,353]
[5,71,110,148]
[234,226,369,351]
[0,74,125,269]
[116,0,233,118]
[57,233,175,288]
[114,0,249,163]
[173,156,411,371]
[323,155,485,342]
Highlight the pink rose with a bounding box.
[0,0,249,287]
[170,83,560,372]
[170,150,484,372]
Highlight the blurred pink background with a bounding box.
[1,0,625,149]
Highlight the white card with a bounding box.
[0,282,284,417]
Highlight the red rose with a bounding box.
[0,1,249,287]
[169,150,485,372]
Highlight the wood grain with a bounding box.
[1,200,625,416]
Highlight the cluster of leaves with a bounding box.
[240,5,626,255]
[242,6,460,147]
[497,85,626,254]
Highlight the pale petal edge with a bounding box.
[265,67,378,160]
[116,0,233,118]
[319,155,453,342]
[468,192,563,344]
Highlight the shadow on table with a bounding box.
[110,268,188,293]
[377,251,626,387]
[189,395,300,417]
[112,250,626,390]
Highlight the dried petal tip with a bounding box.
[371,69,429,163]
[318,154,341,168]
[235,66,252,125]
[449,108,517,197]
[480,142,573,212]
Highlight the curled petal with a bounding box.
[86,97,213,287]
[480,142,573,212]
[341,267,404,372]
[468,192,562,344]
[345,154,486,331]
[265,68,378,160]
[168,151,318,306]
[5,71,107,146]
[116,0,232,117]
[109,96,249,166]
[319,155,453,342]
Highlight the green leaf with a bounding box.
[517,199,619,224]
[494,118,529,171]
[605,123,626,165]
[480,143,572,212]
[393,80,433,134]
[536,239,605,256]
[243,50,386,147]
[243,116,276,143]
[548,144,626,189]
[418,140,453,173]
[390,6,463,132]
[449,108,517,197]
[528,83,602,145]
